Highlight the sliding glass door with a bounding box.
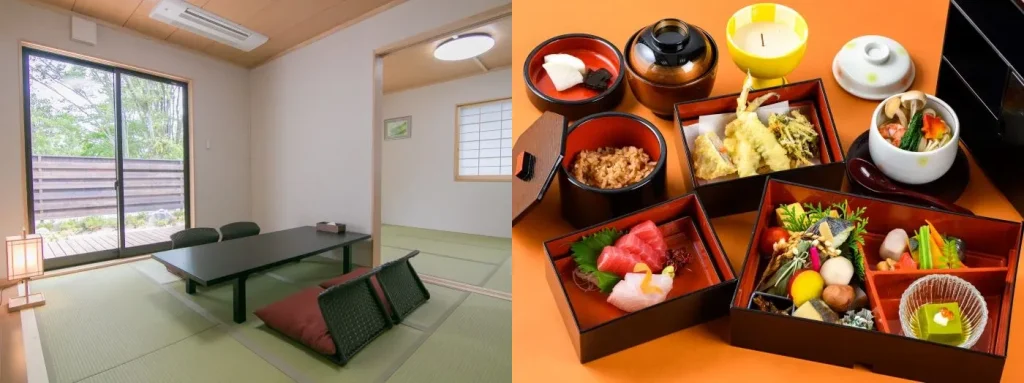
[22,47,190,270]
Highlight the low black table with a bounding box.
[152,226,370,323]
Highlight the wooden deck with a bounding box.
[42,226,183,259]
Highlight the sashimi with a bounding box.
[615,233,665,273]
[606,264,674,313]
[596,246,641,276]
[630,220,668,254]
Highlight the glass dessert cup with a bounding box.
[898,274,988,348]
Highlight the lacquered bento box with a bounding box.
[542,193,737,362]
[674,79,846,218]
[731,179,1023,382]
[512,111,669,229]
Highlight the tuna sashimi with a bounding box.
[596,246,641,277]
[630,220,668,254]
[615,233,665,273]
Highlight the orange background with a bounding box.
[511,0,1024,382]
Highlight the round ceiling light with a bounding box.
[433,33,495,61]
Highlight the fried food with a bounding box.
[768,110,819,166]
[723,74,791,176]
[692,131,737,180]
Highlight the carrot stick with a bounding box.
[925,220,945,244]
[926,220,948,267]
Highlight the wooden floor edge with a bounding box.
[34,254,152,280]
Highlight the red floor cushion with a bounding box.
[318,267,372,288]
[320,268,391,317]
[254,287,336,356]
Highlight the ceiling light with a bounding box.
[433,33,494,61]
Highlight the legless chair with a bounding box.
[219,222,260,241]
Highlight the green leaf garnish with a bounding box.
[570,228,622,269]
[578,264,621,293]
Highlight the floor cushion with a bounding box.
[319,268,392,317]
[254,286,336,356]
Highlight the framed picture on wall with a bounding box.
[384,116,412,140]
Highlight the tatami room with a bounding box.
[0,0,512,382]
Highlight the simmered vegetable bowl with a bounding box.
[878,91,953,152]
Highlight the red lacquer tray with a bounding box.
[731,178,1023,383]
[543,193,736,363]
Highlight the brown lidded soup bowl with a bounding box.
[524,34,627,121]
[559,112,667,228]
[625,19,718,120]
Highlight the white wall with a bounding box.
[381,69,511,238]
[0,0,252,281]
[249,0,511,241]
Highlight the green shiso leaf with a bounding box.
[570,228,622,269]
[570,228,624,293]
[578,264,620,293]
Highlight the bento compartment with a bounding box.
[860,233,1009,270]
[553,216,721,331]
[867,269,1010,355]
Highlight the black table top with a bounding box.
[152,226,370,285]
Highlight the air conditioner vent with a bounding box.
[150,0,267,52]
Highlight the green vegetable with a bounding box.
[577,264,621,293]
[827,200,868,282]
[570,228,622,268]
[778,203,811,232]
[899,112,925,151]
[570,228,623,293]
[944,238,963,269]
[918,227,932,269]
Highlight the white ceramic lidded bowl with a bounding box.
[868,93,959,185]
[833,35,915,100]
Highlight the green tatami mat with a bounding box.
[169,274,302,325]
[32,264,216,383]
[403,284,467,330]
[241,323,425,383]
[382,246,496,285]
[482,257,512,294]
[266,257,348,287]
[132,258,183,284]
[386,294,511,383]
[383,225,511,251]
[79,326,292,383]
[382,235,509,265]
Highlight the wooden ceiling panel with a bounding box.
[382,16,511,93]
[242,0,340,37]
[201,41,245,61]
[72,0,144,26]
[25,0,510,71]
[123,0,178,39]
[165,28,216,51]
[200,0,275,24]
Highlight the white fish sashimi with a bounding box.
[542,62,584,92]
[544,53,586,74]
[606,273,673,313]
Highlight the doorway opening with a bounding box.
[22,46,191,270]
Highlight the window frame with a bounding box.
[20,43,193,270]
[453,97,512,182]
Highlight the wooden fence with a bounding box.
[31,155,184,220]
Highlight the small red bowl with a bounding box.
[558,112,668,228]
[524,34,626,121]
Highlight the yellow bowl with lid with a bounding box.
[726,3,808,89]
